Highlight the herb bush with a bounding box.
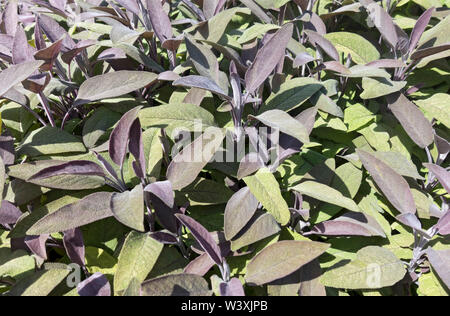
[0,0,449,297]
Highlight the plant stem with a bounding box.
[38,91,56,127]
[21,104,48,126]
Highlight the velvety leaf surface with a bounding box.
[9,160,105,190]
[245,23,293,93]
[297,260,327,297]
[224,187,259,241]
[109,106,142,167]
[17,127,86,157]
[0,249,35,279]
[77,273,111,296]
[63,228,85,267]
[176,214,223,266]
[320,246,406,290]
[111,185,145,232]
[263,78,323,112]
[309,212,386,238]
[139,103,216,131]
[141,274,211,296]
[0,200,22,227]
[362,2,399,49]
[220,278,246,296]
[324,32,380,64]
[244,169,291,226]
[173,75,230,100]
[357,149,416,215]
[250,110,310,144]
[368,151,424,180]
[114,231,164,295]
[245,240,330,286]
[424,163,450,194]
[0,60,44,97]
[29,160,105,181]
[146,0,173,43]
[27,192,114,235]
[75,71,157,106]
[0,0,448,298]
[8,267,70,296]
[426,248,450,289]
[435,210,450,236]
[230,213,280,251]
[361,78,406,99]
[387,93,434,148]
[409,7,435,54]
[416,93,450,128]
[167,127,225,190]
[291,181,360,213]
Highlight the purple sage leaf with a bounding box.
[357,149,416,215]
[0,200,23,227]
[175,214,223,266]
[435,210,450,236]
[409,7,435,54]
[386,92,434,149]
[63,228,85,267]
[28,160,106,181]
[245,23,293,94]
[220,278,245,296]
[77,273,111,296]
[424,163,450,194]
[426,248,450,289]
[146,0,173,42]
[24,234,49,260]
[109,106,143,167]
[309,212,386,237]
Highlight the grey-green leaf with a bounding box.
[82,107,121,149]
[324,32,380,64]
[114,231,164,295]
[17,127,86,157]
[415,93,450,128]
[360,78,406,99]
[111,184,145,232]
[291,181,360,213]
[250,110,310,144]
[185,35,220,83]
[27,192,114,235]
[139,103,216,132]
[320,246,406,290]
[8,267,70,296]
[0,248,35,279]
[262,78,323,113]
[243,168,291,226]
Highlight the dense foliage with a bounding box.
[0,0,449,297]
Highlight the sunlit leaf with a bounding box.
[320,246,406,289]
